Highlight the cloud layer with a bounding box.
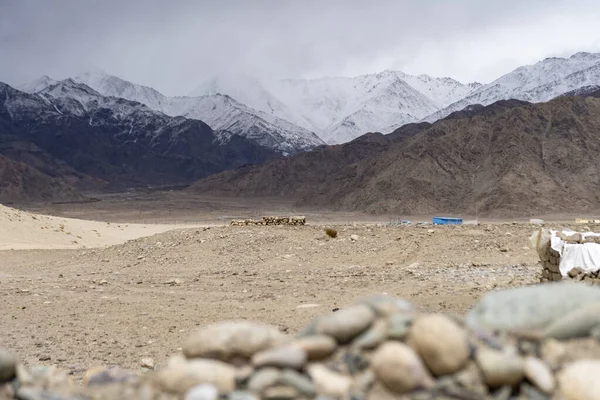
[2,0,600,95]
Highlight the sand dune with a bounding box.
[0,203,201,250]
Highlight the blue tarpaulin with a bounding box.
[432,217,463,225]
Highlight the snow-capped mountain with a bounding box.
[21,69,480,145]
[16,75,57,94]
[317,73,440,143]
[190,73,314,130]
[74,70,171,113]
[424,52,600,122]
[0,80,279,187]
[69,70,324,153]
[167,94,323,154]
[395,72,482,108]
[269,70,479,143]
[19,51,600,146]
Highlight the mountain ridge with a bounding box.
[20,52,600,144]
[191,93,600,216]
[424,52,600,122]
[0,80,282,198]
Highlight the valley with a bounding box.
[0,195,558,377]
[4,48,600,399]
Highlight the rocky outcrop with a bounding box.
[0,154,86,204]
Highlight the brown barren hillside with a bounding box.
[0,154,86,204]
[191,130,398,197]
[193,96,600,216]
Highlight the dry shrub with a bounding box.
[325,228,338,238]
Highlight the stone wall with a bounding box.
[540,247,563,282]
[230,216,306,226]
[536,229,600,285]
[4,283,600,399]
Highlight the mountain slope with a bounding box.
[320,73,440,143]
[393,72,482,108]
[193,94,600,216]
[191,73,314,130]
[191,100,529,198]
[74,70,172,113]
[269,70,480,144]
[167,94,323,154]
[0,81,279,191]
[425,52,600,122]
[21,52,600,147]
[70,71,324,154]
[17,75,57,94]
[0,153,86,204]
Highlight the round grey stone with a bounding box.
[280,369,316,396]
[155,359,236,395]
[247,368,281,393]
[523,357,555,394]
[387,313,414,340]
[184,321,287,361]
[0,348,17,383]
[557,360,600,400]
[407,314,470,376]
[358,294,415,316]
[352,318,388,349]
[475,348,524,388]
[466,282,600,332]
[290,335,337,361]
[228,391,259,400]
[371,341,434,394]
[184,384,219,400]
[252,346,306,370]
[317,304,375,343]
[307,364,352,398]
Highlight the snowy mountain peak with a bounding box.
[16,51,600,147]
[569,52,600,61]
[190,73,314,131]
[74,70,169,113]
[41,79,104,100]
[67,71,324,154]
[18,75,57,93]
[423,51,600,122]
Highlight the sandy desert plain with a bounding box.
[0,190,596,380]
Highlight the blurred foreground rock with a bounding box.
[3,281,600,399]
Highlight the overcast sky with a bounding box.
[1,0,600,95]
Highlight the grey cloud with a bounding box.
[1,0,600,95]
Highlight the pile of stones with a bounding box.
[230,216,306,227]
[565,267,600,286]
[3,282,600,399]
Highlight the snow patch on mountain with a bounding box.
[190,73,313,130]
[424,52,600,122]
[19,51,600,146]
[269,70,478,143]
[317,73,440,143]
[62,71,324,153]
[395,72,482,108]
[74,69,172,113]
[168,94,324,152]
[17,76,56,94]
